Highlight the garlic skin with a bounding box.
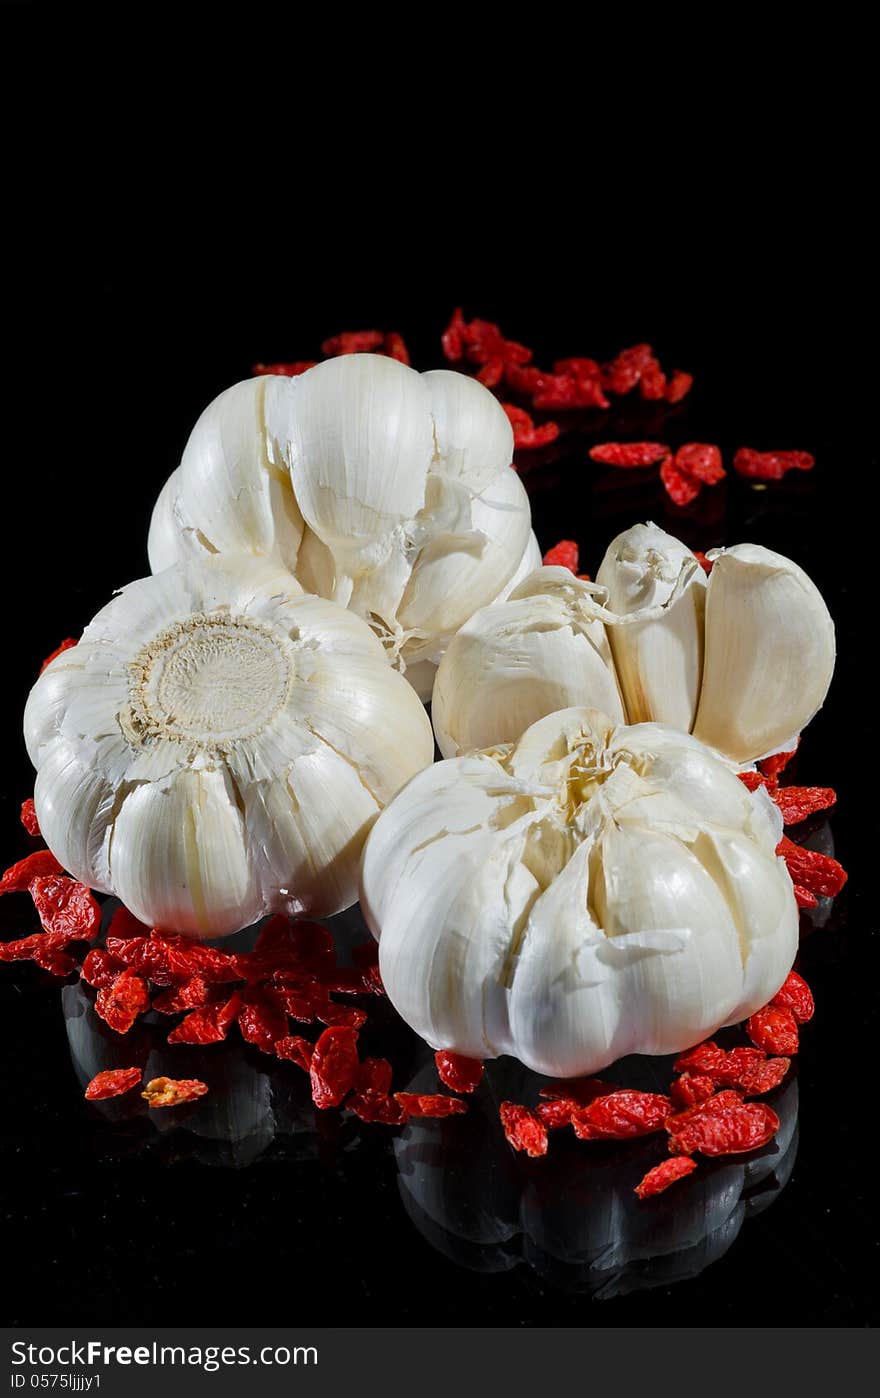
[25,557,434,939]
[432,523,834,767]
[148,357,534,685]
[360,708,798,1078]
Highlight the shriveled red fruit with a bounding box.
[670,1073,717,1109]
[759,743,798,780]
[502,402,560,449]
[106,932,239,986]
[435,1050,483,1094]
[0,849,64,894]
[665,370,693,403]
[772,786,836,825]
[382,332,410,365]
[535,1098,580,1129]
[310,1026,360,1109]
[151,977,213,1014]
[395,1093,468,1119]
[638,355,667,400]
[321,330,384,356]
[660,454,700,506]
[738,1057,790,1097]
[532,374,609,410]
[553,357,601,378]
[668,1099,779,1157]
[252,361,316,377]
[96,969,150,1034]
[573,1090,672,1140]
[20,799,40,836]
[39,638,77,673]
[589,442,669,468]
[635,1156,697,1199]
[348,1057,406,1123]
[142,1077,208,1108]
[80,947,127,988]
[499,1102,548,1157]
[106,906,151,939]
[441,307,467,361]
[674,1041,725,1075]
[739,770,767,792]
[771,970,815,1024]
[747,1005,799,1055]
[538,1076,612,1105]
[601,343,655,396]
[0,932,76,973]
[275,1036,314,1070]
[674,443,725,485]
[794,885,819,909]
[477,359,504,388]
[733,447,814,480]
[238,991,289,1054]
[29,875,100,941]
[777,836,847,898]
[542,539,579,572]
[674,1042,775,1091]
[168,991,241,1045]
[692,551,713,574]
[85,1067,142,1101]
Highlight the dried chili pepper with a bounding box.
[39,638,77,673]
[747,1005,799,1055]
[589,442,669,468]
[670,1073,717,1109]
[0,849,64,894]
[395,1092,468,1119]
[275,1035,314,1070]
[85,1067,142,1101]
[310,1025,360,1109]
[168,991,241,1045]
[434,1050,483,1094]
[573,1090,672,1140]
[542,539,579,572]
[777,835,847,898]
[665,370,693,403]
[634,1155,697,1199]
[20,799,40,837]
[29,875,100,941]
[772,786,836,824]
[142,1077,208,1108]
[770,969,815,1024]
[738,1057,790,1097]
[252,361,317,377]
[96,969,150,1034]
[502,402,560,449]
[499,1101,548,1156]
[734,448,815,480]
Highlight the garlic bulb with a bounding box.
[25,556,434,938]
[361,708,798,1078]
[432,523,835,766]
[147,357,535,689]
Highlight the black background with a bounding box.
[2,60,877,1327]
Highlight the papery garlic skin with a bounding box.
[25,557,434,939]
[148,357,534,685]
[432,568,624,758]
[360,708,799,1078]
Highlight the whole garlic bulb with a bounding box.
[432,522,835,766]
[24,556,434,938]
[148,356,534,695]
[361,708,799,1078]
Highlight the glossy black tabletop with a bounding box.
[2,251,877,1328]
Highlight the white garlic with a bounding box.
[360,708,798,1078]
[25,556,434,938]
[147,356,535,686]
[432,522,835,767]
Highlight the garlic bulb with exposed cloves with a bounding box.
[24,556,434,938]
[147,357,535,694]
[360,708,799,1078]
[432,523,835,766]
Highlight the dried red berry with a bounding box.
[275,1036,314,1070]
[310,1026,360,1109]
[502,402,560,449]
[674,443,725,485]
[96,969,150,1034]
[660,454,701,506]
[311,997,367,1030]
[382,332,410,365]
[573,1090,672,1140]
[238,990,289,1054]
[665,370,693,404]
[759,744,798,781]
[634,1155,697,1199]
[770,969,815,1024]
[747,1005,799,1055]
[252,361,317,377]
[601,343,655,396]
[734,448,815,480]
[477,358,504,388]
[151,977,213,1014]
[738,770,767,792]
[692,551,713,574]
[395,1093,468,1119]
[794,885,819,910]
[29,875,100,941]
[39,638,77,673]
[542,539,579,572]
[772,786,836,825]
[0,931,74,971]
[321,330,384,356]
[670,1073,717,1109]
[777,835,847,898]
[441,307,467,361]
[20,799,40,837]
[532,374,609,411]
[638,355,667,400]
[668,1098,779,1157]
[349,1093,408,1125]
[538,1077,613,1105]
[738,1057,790,1097]
[142,1077,208,1108]
[0,849,64,894]
[499,1101,548,1157]
[168,991,241,1045]
[80,947,126,988]
[434,1050,483,1094]
[589,442,669,468]
[673,1041,726,1075]
[535,1098,580,1129]
[85,1067,142,1101]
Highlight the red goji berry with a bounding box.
[476,358,505,388]
[665,1090,752,1132]
[168,990,241,1045]
[573,1090,672,1140]
[151,976,213,1014]
[499,1101,548,1157]
[777,835,847,898]
[238,990,289,1054]
[670,1073,717,1109]
[738,770,768,792]
[502,402,560,449]
[772,786,836,825]
[441,307,467,361]
[589,442,669,468]
[39,638,77,674]
[542,539,579,572]
[794,885,819,909]
[142,1077,208,1108]
[673,1041,726,1075]
[382,332,410,365]
[349,1093,408,1125]
[310,1026,360,1109]
[29,875,100,941]
[634,1155,698,1199]
[668,1099,779,1157]
[734,448,815,480]
[665,370,693,403]
[692,550,713,574]
[760,743,799,781]
[252,361,317,377]
[535,1098,580,1129]
[106,906,151,939]
[738,1057,791,1097]
[553,357,602,379]
[675,443,725,485]
[80,947,126,988]
[538,1077,612,1105]
[0,931,73,970]
[638,355,667,400]
[532,374,609,410]
[0,849,64,894]
[321,330,384,356]
[96,969,150,1034]
[503,364,556,397]
[601,343,655,396]
[660,454,701,506]
[434,1050,483,1094]
[312,997,367,1030]
[770,969,815,1024]
[747,1005,799,1055]
[85,1067,143,1101]
[275,1035,314,1070]
[395,1093,468,1119]
[20,799,40,836]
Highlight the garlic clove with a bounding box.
[595,522,706,730]
[33,741,116,892]
[431,568,624,758]
[422,368,515,494]
[692,543,836,763]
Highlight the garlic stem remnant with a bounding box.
[432,523,834,766]
[361,708,799,1078]
[25,557,434,939]
[147,356,535,692]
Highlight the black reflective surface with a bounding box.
[3,253,877,1326]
